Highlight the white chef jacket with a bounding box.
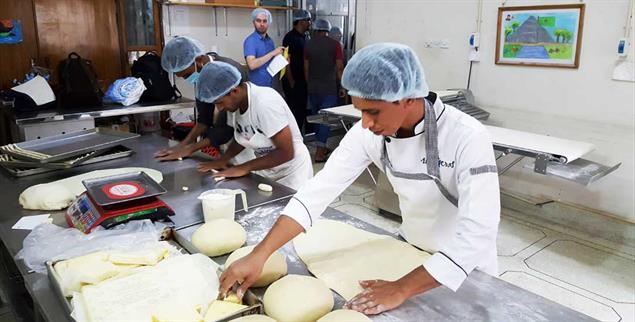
[227,83,313,190]
[283,95,500,291]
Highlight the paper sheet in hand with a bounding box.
[11,76,56,106]
[267,54,288,77]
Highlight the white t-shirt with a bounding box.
[227,83,312,190]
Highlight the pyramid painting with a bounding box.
[497,5,584,67]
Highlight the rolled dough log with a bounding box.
[293,220,430,300]
[19,167,163,210]
[225,245,287,287]
[317,309,371,322]
[263,275,333,322]
[192,219,246,257]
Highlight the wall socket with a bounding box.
[423,39,450,49]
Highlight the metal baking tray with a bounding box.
[0,145,134,177]
[82,171,167,207]
[0,149,103,170]
[0,128,139,163]
[46,237,262,322]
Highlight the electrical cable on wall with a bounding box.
[467,0,483,89]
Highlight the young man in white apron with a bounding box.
[194,61,313,191]
[219,43,501,315]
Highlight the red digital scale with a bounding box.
[65,171,174,233]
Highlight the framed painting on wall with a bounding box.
[495,4,585,68]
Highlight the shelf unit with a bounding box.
[164,1,297,10]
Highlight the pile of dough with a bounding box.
[225,246,287,287]
[53,242,176,297]
[19,167,163,210]
[293,220,430,300]
[203,300,248,321]
[230,315,276,322]
[317,310,371,322]
[263,275,333,322]
[79,254,219,322]
[192,219,246,257]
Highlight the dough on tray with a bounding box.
[263,275,333,322]
[192,219,246,257]
[225,245,287,287]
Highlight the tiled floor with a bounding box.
[310,150,635,322]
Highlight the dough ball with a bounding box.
[317,310,371,322]
[225,246,287,287]
[192,219,246,257]
[257,183,273,192]
[264,275,333,322]
[229,315,276,322]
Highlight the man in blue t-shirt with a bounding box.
[243,8,284,87]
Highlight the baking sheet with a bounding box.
[0,128,139,163]
[0,145,134,177]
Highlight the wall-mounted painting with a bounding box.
[0,19,23,44]
[496,4,585,68]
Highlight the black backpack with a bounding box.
[131,51,181,102]
[58,52,103,109]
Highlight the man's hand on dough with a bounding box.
[213,165,250,179]
[344,279,407,315]
[219,252,268,300]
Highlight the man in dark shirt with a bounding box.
[155,36,248,161]
[282,9,312,131]
[304,19,344,162]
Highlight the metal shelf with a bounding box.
[164,1,297,10]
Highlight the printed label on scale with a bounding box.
[101,181,146,200]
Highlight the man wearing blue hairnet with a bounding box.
[219,43,501,315]
[282,9,312,131]
[154,36,248,161]
[243,8,284,87]
[194,61,313,190]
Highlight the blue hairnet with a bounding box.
[161,36,206,73]
[313,19,331,32]
[342,43,429,101]
[329,26,342,37]
[196,61,242,103]
[251,8,272,23]
[293,9,311,21]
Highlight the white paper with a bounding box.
[612,60,634,82]
[12,214,52,230]
[11,76,56,106]
[267,54,288,77]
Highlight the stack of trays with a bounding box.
[0,128,139,177]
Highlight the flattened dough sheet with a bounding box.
[293,220,429,300]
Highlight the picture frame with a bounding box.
[0,19,23,45]
[495,4,585,68]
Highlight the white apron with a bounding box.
[232,83,312,190]
[381,99,459,253]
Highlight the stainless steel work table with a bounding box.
[0,133,296,321]
[0,135,596,321]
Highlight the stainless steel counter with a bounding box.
[175,200,597,322]
[14,99,195,125]
[0,135,597,321]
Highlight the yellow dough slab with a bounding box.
[293,220,430,300]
